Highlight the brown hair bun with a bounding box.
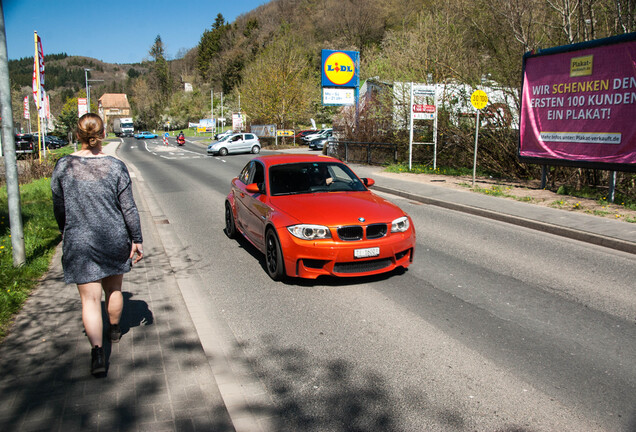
[77,113,104,148]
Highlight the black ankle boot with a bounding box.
[91,346,106,375]
[109,323,121,343]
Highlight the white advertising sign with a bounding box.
[78,98,88,117]
[232,113,244,131]
[323,88,355,105]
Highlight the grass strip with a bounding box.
[0,177,61,340]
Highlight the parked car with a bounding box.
[224,154,416,280]
[214,130,234,140]
[302,128,332,144]
[135,131,158,139]
[44,135,67,149]
[308,137,327,150]
[294,129,316,141]
[308,130,333,150]
[207,133,261,156]
[14,134,38,156]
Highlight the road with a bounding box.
[120,136,636,432]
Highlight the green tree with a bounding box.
[149,35,171,103]
[167,88,209,129]
[196,14,229,80]
[238,32,317,128]
[53,92,85,139]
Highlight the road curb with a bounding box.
[374,185,636,255]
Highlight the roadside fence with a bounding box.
[327,141,398,165]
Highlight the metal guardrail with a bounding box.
[327,141,398,165]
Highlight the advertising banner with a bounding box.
[198,118,215,132]
[232,113,244,131]
[23,96,30,120]
[251,125,276,137]
[45,93,50,119]
[411,84,437,120]
[519,33,636,171]
[78,98,88,117]
[32,34,45,110]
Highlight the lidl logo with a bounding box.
[322,50,359,87]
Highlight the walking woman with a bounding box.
[51,113,143,376]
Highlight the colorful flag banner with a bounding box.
[23,96,30,120]
[32,33,45,110]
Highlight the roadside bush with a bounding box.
[0,147,72,188]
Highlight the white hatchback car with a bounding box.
[207,133,261,156]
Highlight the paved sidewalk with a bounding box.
[0,144,235,431]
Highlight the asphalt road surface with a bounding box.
[120,136,636,432]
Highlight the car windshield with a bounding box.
[217,135,231,142]
[269,162,367,196]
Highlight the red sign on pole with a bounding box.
[23,96,30,119]
[412,104,436,113]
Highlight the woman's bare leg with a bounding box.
[77,282,104,347]
[103,274,124,326]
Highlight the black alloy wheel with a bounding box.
[265,229,285,281]
[224,202,237,239]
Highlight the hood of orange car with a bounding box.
[270,192,405,226]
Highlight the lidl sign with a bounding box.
[322,50,359,87]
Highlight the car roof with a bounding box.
[252,154,340,168]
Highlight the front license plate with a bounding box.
[354,247,380,259]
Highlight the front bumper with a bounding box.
[278,229,415,279]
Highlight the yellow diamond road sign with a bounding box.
[470,90,488,110]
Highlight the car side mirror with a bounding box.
[362,178,375,187]
[246,183,261,194]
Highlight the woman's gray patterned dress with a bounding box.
[51,155,143,284]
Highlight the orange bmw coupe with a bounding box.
[225,154,416,280]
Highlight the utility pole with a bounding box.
[0,2,26,266]
[84,68,91,112]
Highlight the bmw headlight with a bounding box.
[391,216,410,233]
[287,224,331,240]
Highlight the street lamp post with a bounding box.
[84,68,91,113]
[84,68,103,115]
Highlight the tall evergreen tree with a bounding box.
[149,35,171,103]
[196,14,229,80]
